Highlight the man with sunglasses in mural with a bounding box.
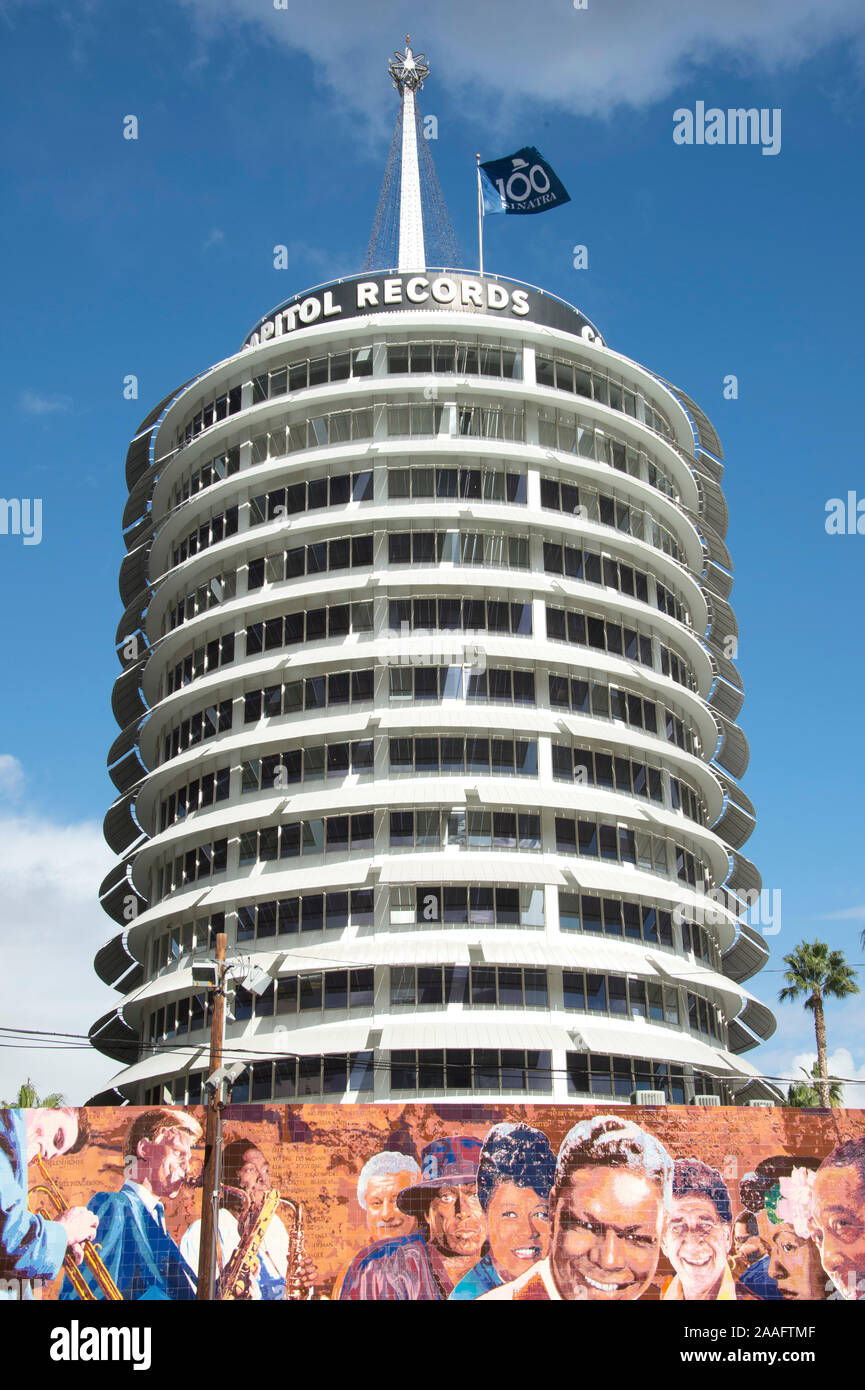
[480,1114,674,1300]
[0,1107,96,1299]
[339,1136,487,1300]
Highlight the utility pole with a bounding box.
[196,930,227,1300]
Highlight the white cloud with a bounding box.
[173,0,865,125]
[0,755,24,798]
[0,811,118,1106]
[202,226,225,251]
[19,390,72,416]
[790,1047,865,1107]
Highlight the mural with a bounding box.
[1,1103,864,1301]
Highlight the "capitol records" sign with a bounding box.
[243,272,604,350]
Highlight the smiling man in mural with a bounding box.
[339,1137,486,1299]
[661,1159,757,1300]
[0,1108,96,1300]
[480,1115,673,1301]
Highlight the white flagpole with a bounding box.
[476,153,484,275]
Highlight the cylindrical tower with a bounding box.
[89,44,775,1108]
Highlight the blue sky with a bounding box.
[1,0,864,1103]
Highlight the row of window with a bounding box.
[165,633,235,696]
[226,736,544,789]
[159,768,230,831]
[157,666,696,771]
[546,605,695,690]
[172,447,240,508]
[152,811,706,887]
[387,664,534,704]
[386,342,522,380]
[162,700,233,762]
[249,402,529,463]
[249,470,373,525]
[558,891,675,946]
[388,596,532,635]
[553,816,705,886]
[388,530,529,569]
[390,735,538,777]
[178,385,242,447]
[171,505,239,568]
[146,967,378,1044]
[249,534,374,588]
[243,670,374,722]
[390,964,546,1009]
[168,574,235,631]
[246,602,374,654]
[143,1051,728,1106]
[566,1055,722,1103]
[388,465,526,502]
[552,744,705,824]
[158,840,228,895]
[148,959,723,1043]
[539,475,683,563]
[252,348,373,401]
[240,741,375,791]
[535,353,672,439]
[537,410,677,499]
[549,675,691,749]
[389,964,724,1042]
[146,887,716,970]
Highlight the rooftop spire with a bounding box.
[364,37,461,274]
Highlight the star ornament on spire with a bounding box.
[388,35,429,93]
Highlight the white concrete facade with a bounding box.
[93,271,776,1107]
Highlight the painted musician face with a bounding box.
[235,1148,270,1200]
[663,1194,731,1299]
[139,1127,195,1200]
[550,1168,664,1300]
[364,1173,416,1241]
[812,1164,865,1301]
[767,1222,825,1301]
[426,1184,486,1260]
[486,1181,551,1281]
[25,1109,79,1164]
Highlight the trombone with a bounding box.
[29,1154,123,1301]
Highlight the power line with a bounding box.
[0,1024,862,1090]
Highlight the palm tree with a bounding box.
[778,941,859,1108]
[0,1078,65,1108]
[785,1063,845,1108]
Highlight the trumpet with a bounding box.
[29,1155,123,1301]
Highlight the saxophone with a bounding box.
[218,1188,281,1301]
[281,1198,314,1301]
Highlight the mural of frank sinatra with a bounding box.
[480,1115,673,1300]
[339,1137,486,1299]
[0,1108,97,1299]
[60,1108,202,1301]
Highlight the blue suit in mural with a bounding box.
[59,1182,197,1301]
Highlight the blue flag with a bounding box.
[479,146,571,215]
